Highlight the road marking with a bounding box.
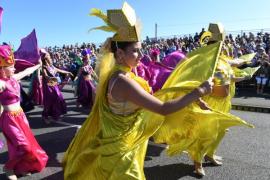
[52,120,82,129]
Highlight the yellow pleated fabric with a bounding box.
[200,55,236,157]
[202,53,257,158]
[63,42,254,179]
[232,53,260,78]
[203,53,258,113]
[203,56,234,113]
[153,43,254,163]
[63,54,164,179]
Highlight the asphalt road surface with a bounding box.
[0,91,269,180]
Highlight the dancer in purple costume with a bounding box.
[75,51,98,109]
[0,45,48,180]
[29,68,43,105]
[41,51,73,124]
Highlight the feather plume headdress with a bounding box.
[89,2,141,42]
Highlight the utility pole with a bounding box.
[155,23,157,41]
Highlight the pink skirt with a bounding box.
[0,109,48,174]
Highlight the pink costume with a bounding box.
[0,77,48,174]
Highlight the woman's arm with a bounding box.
[55,67,73,77]
[41,65,50,81]
[13,64,41,81]
[37,68,42,85]
[111,74,212,116]
[0,80,6,93]
[90,68,99,81]
[73,68,82,83]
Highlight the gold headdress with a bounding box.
[0,45,15,67]
[90,2,140,42]
[200,22,225,46]
[199,31,212,46]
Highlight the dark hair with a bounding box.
[110,41,137,53]
[40,52,47,64]
[40,52,52,65]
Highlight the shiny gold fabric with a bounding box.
[233,53,260,78]
[205,53,258,113]
[153,89,251,162]
[63,42,253,179]
[202,53,256,158]
[203,55,234,112]
[153,44,254,163]
[63,56,163,179]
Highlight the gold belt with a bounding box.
[6,108,23,116]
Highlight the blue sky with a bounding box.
[1,0,270,49]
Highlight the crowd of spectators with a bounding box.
[142,29,270,61]
[44,29,270,93]
[44,43,98,77]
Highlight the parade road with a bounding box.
[0,90,270,180]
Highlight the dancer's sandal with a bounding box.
[42,117,51,125]
[204,155,223,166]
[21,172,32,176]
[194,161,205,176]
[3,167,17,180]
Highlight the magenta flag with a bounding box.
[0,7,3,32]
[161,51,186,68]
[147,62,173,93]
[14,58,35,73]
[14,29,40,65]
[135,55,174,93]
[133,55,152,81]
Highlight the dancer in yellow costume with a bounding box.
[62,2,216,180]
[200,23,255,174]
[153,22,254,177]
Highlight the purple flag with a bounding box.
[147,62,173,93]
[0,7,3,32]
[14,29,40,65]
[135,55,174,93]
[161,50,186,68]
[14,59,35,73]
[133,55,152,81]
